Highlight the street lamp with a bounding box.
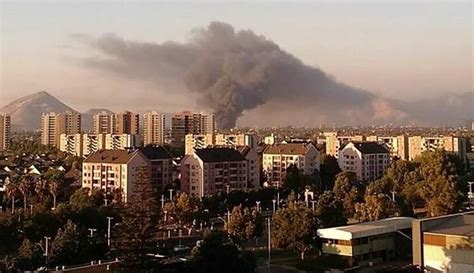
[44,236,51,267]
[107,217,113,247]
[88,228,97,238]
[468,182,474,209]
[168,189,174,201]
[311,200,317,211]
[272,199,276,214]
[161,194,165,209]
[29,204,33,215]
[256,201,261,212]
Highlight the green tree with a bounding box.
[354,194,399,222]
[164,192,202,226]
[190,230,256,273]
[225,206,263,246]
[16,238,44,271]
[50,220,81,266]
[315,191,347,227]
[333,171,362,217]
[320,154,342,190]
[113,167,160,271]
[272,200,319,260]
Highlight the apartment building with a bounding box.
[185,132,258,155]
[408,136,468,162]
[180,147,248,197]
[41,111,81,147]
[82,149,150,202]
[366,135,409,160]
[324,132,365,158]
[412,212,474,272]
[140,145,173,193]
[0,114,11,151]
[59,133,138,156]
[143,111,166,145]
[92,111,115,134]
[114,111,139,135]
[237,146,261,189]
[262,143,320,187]
[171,111,215,145]
[338,141,390,182]
[318,217,414,268]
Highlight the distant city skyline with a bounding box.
[1,1,472,127]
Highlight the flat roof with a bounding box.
[425,225,474,238]
[317,217,415,240]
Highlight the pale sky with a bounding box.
[1,0,472,113]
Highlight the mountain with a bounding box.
[81,108,115,131]
[0,91,76,131]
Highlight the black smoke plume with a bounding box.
[78,22,407,128]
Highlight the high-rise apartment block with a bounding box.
[92,111,116,134]
[143,111,166,145]
[338,141,390,181]
[115,111,139,135]
[0,114,11,151]
[262,143,321,187]
[171,111,215,145]
[41,111,81,147]
[408,136,468,162]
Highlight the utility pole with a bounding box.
[107,217,113,247]
[267,217,271,273]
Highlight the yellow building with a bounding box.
[324,132,365,158]
[0,114,11,151]
[318,217,414,267]
[143,111,166,145]
[41,111,81,147]
[412,212,474,273]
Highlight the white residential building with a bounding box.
[262,143,320,187]
[366,135,409,160]
[338,141,390,182]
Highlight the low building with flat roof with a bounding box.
[317,217,415,267]
[412,212,474,273]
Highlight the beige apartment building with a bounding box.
[408,136,468,162]
[82,149,150,202]
[366,135,409,160]
[59,133,138,157]
[143,111,166,146]
[324,132,365,158]
[185,133,258,155]
[0,114,11,151]
[237,146,261,189]
[92,111,115,134]
[180,147,248,197]
[338,141,390,182]
[171,111,215,146]
[412,212,474,272]
[262,143,320,187]
[41,111,81,147]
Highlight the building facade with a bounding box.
[140,145,173,193]
[262,143,320,187]
[366,135,409,160]
[41,111,81,147]
[338,141,390,182]
[408,136,468,162]
[412,212,474,272]
[180,148,248,197]
[143,111,166,146]
[114,111,139,135]
[82,149,150,202]
[92,111,115,134]
[238,146,261,189]
[0,114,11,151]
[59,133,138,157]
[171,111,215,146]
[185,132,258,155]
[324,132,365,158]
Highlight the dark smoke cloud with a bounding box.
[77,22,406,128]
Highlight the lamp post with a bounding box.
[390,191,396,202]
[29,204,33,215]
[468,182,474,209]
[88,228,97,238]
[256,201,261,212]
[168,189,174,201]
[272,199,276,214]
[44,236,51,267]
[311,200,317,211]
[107,217,113,247]
[161,194,165,209]
[267,217,271,273]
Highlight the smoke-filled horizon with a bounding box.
[78,21,408,129]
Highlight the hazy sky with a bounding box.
[1,0,472,113]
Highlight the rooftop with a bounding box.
[195,147,246,163]
[84,149,139,164]
[140,145,173,160]
[426,225,474,238]
[263,143,316,155]
[317,217,415,240]
[344,141,390,154]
